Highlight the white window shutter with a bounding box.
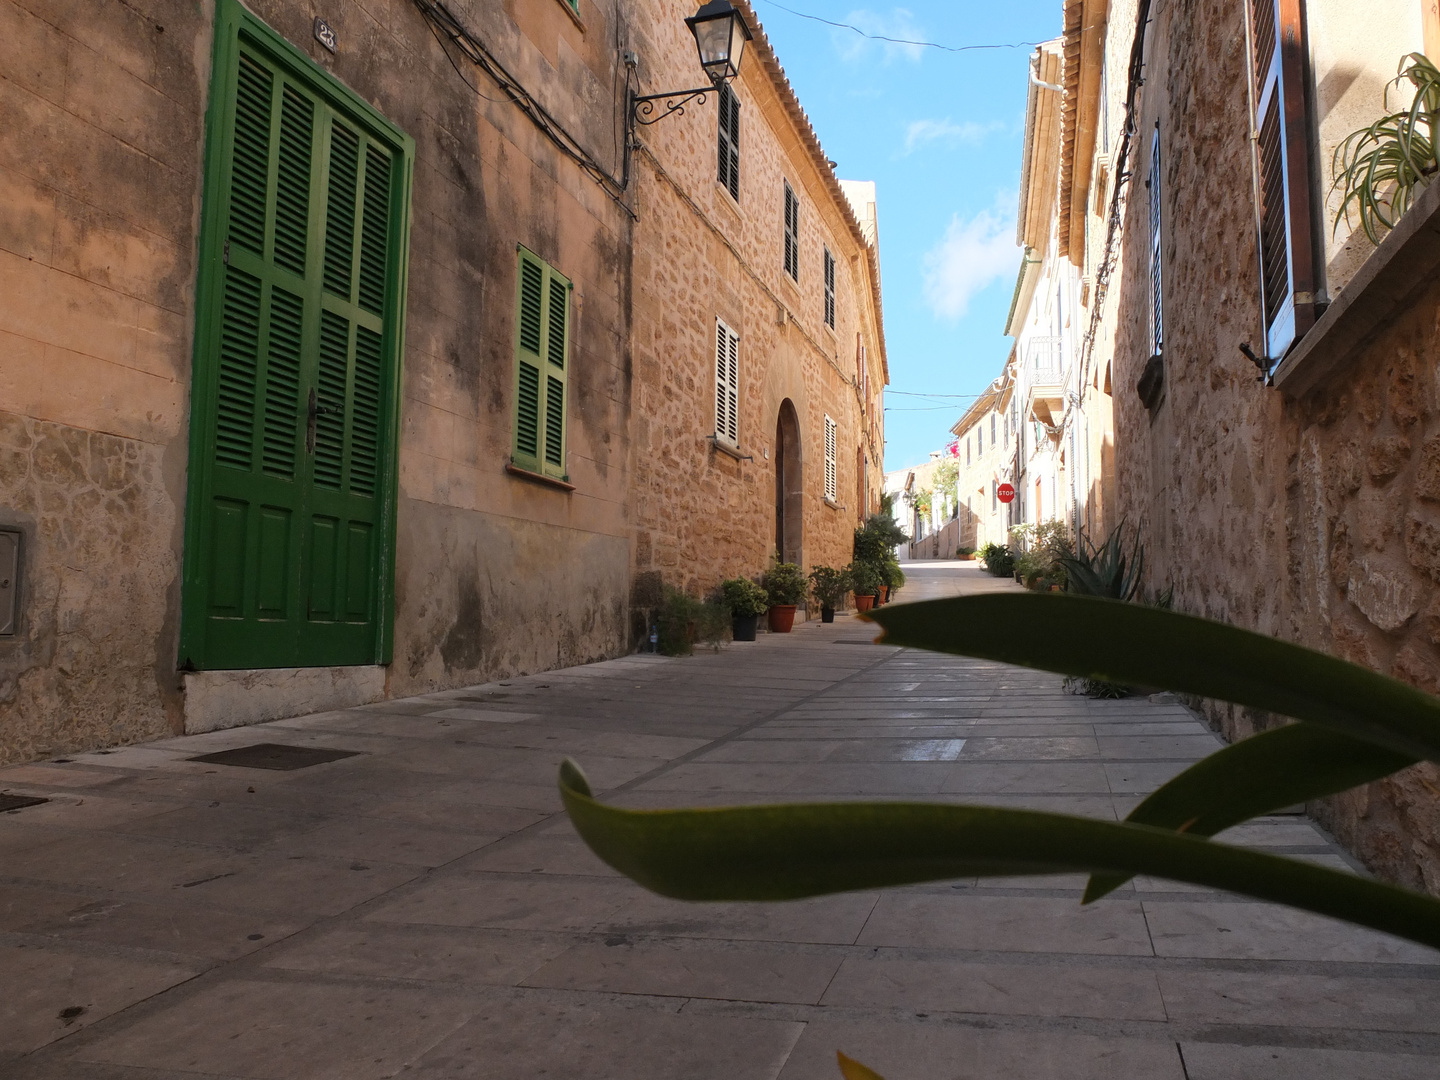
[824,415,837,501]
[715,317,739,445]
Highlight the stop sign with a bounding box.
[997,483,1016,504]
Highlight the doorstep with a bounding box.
[182,665,387,734]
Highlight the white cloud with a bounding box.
[834,8,927,64]
[922,201,1020,321]
[903,118,1004,155]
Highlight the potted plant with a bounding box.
[720,577,768,642]
[884,560,905,599]
[808,564,852,623]
[762,558,807,632]
[958,545,976,561]
[847,559,881,612]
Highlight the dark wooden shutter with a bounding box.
[185,32,407,671]
[1252,0,1316,358]
[784,182,799,281]
[717,84,740,201]
[1148,127,1163,356]
[823,247,835,328]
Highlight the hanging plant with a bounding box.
[1332,52,1440,245]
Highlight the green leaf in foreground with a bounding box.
[558,760,1440,952]
[1083,724,1416,902]
[837,1051,887,1080]
[863,593,1440,764]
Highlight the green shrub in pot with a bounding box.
[762,559,807,607]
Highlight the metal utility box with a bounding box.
[0,529,18,635]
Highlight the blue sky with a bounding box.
[747,1,1061,471]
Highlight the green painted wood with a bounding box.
[180,0,414,671]
[512,248,569,479]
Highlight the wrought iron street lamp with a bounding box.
[629,0,753,132]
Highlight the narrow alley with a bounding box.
[2,563,1435,1079]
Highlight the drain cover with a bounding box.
[835,639,880,645]
[188,743,360,771]
[0,794,49,813]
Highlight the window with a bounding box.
[990,413,996,447]
[991,480,997,512]
[823,246,835,328]
[783,181,799,281]
[823,414,837,501]
[966,437,971,466]
[717,83,740,201]
[714,317,739,446]
[513,248,570,479]
[1251,0,1316,358]
[1148,126,1163,357]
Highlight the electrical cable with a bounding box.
[409,0,636,220]
[756,0,1041,55]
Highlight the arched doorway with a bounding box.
[774,400,803,564]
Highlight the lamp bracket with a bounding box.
[631,85,717,126]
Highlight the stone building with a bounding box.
[1075,0,1440,891]
[985,33,1115,550]
[949,369,1014,552]
[0,0,884,764]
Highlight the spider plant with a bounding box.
[1333,52,1440,245]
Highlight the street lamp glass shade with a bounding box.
[684,1,753,84]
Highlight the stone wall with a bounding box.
[0,0,208,760]
[625,0,885,604]
[1107,0,1440,892]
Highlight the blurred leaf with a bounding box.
[837,1051,887,1080]
[1084,724,1417,901]
[558,760,1440,951]
[863,594,1440,764]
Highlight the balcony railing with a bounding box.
[1026,335,1064,384]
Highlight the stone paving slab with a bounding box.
[2,562,1438,1077]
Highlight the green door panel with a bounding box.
[181,1,413,671]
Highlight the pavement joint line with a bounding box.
[1,633,907,1059]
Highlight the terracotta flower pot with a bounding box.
[767,604,798,633]
[853,593,875,612]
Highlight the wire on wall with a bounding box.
[410,0,637,220]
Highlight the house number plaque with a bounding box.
[313,17,337,52]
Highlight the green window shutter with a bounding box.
[513,248,570,478]
[182,0,414,672]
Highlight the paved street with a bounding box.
[2,563,1438,1079]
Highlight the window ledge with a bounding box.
[551,0,585,31]
[505,462,575,491]
[824,497,844,511]
[1274,175,1440,398]
[708,436,751,461]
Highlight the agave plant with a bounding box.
[560,593,1440,1078]
[1333,52,1440,245]
[1061,521,1144,601]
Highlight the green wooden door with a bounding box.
[182,10,411,671]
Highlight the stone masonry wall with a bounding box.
[1109,0,1440,892]
[625,0,884,604]
[0,0,210,759]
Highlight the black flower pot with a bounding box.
[820,606,835,623]
[732,613,759,641]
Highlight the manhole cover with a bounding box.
[187,743,361,771]
[0,794,49,812]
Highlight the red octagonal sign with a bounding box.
[997,483,1016,504]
